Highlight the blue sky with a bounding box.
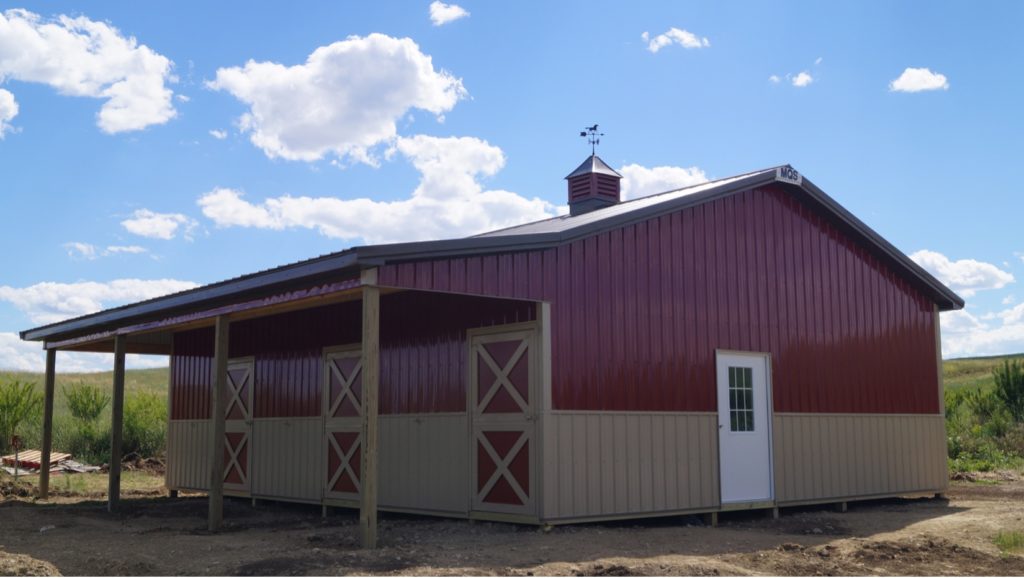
[1,1,1022,370]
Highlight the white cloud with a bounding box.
[641,28,710,53]
[429,1,469,26]
[63,242,97,260]
[0,332,45,371]
[1003,295,1016,306]
[175,94,190,103]
[0,87,17,137]
[889,67,949,93]
[618,163,708,200]
[199,134,559,244]
[814,56,823,65]
[208,33,466,163]
[768,75,781,84]
[0,278,198,326]
[63,242,148,260]
[910,249,1014,297]
[941,305,1024,359]
[121,209,196,240]
[791,71,813,87]
[0,332,168,372]
[0,8,177,133]
[209,129,227,139]
[105,245,147,255]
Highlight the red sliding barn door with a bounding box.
[323,347,363,502]
[223,359,253,495]
[470,326,537,517]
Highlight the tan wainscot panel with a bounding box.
[251,417,322,502]
[773,413,948,504]
[379,414,469,515]
[166,419,212,491]
[541,412,719,522]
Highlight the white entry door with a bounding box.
[716,351,773,504]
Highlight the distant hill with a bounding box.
[943,354,1024,391]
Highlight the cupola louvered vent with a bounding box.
[565,155,622,216]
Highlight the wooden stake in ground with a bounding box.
[209,315,229,531]
[360,283,380,549]
[108,335,126,512]
[38,349,56,499]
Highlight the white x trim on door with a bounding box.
[328,359,362,417]
[224,367,251,420]
[475,340,529,414]
[476,431,529,505]
[326,434,361,493]
[224,435,248,485]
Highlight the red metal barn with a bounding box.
[21,157,963,530]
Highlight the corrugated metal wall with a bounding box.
[379,414,470,515]
[166,420,210,490]
[170,292,535,419]
[541,412,719,521]
[773,413,947,503]
[250,417,322,501]
[378,185,940,414]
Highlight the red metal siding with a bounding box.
[169,292,535,420]
[378,185,940,414]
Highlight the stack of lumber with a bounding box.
[1,450,97,475]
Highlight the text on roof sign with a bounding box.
[776,166,802,185]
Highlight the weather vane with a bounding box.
[580,124,604,155]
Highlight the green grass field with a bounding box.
[944,354,1024,391]
[0,367,168,425]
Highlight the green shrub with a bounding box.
[0,380,43,453]
[963,388,1002,424]
[945,388,965,421]
[53,417,110,465]
[54,382,113,464]
[64,382,110,422]
[122,392,167,458]
[994,360,1024,423]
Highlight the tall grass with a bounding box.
[994,531,1024,554]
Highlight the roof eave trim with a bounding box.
[20,251,362,342]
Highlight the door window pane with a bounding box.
[728,366,755,432]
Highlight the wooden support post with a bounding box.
[169,489,178,499]
[835,501,848,513]
[108,335,126,512]
[360,284,380,549]
[38,349,56,500]
[703,512,718,527]
[770,506,780,520]
[208,315,229,532]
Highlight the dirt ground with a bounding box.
[1,476,1024,576]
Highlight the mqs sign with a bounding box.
[776,166,802,185]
